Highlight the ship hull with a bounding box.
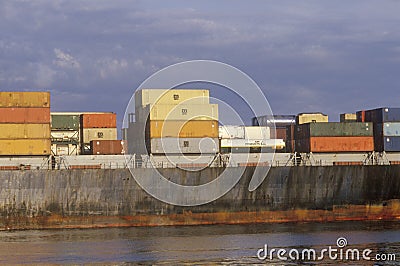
[1,166,400,230]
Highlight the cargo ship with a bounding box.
[0,91,400,230]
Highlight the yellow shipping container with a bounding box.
[296,113,328,125]
[0,92,50,108]
[340,113,357,122]
[0,124,51,139]
[82,128,117,143]
[135,89,209,108]
[0,139,51,155]
[138,104,218,121]
[149,120,219,138]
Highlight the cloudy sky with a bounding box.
[1,1,400,127]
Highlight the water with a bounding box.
[0,221,399,265]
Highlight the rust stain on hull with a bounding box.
[3,200,400,231]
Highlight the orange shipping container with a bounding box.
[148,120,219,138]
[296,136,374,153]
[0,107,50,123]
[81,113,116,128]
[90,140,124,155]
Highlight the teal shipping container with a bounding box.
[296,122,373,139]
[51,115,80,130]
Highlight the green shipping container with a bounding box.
[51,115,80,130]
[296,122,373,138]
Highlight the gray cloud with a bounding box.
[0,0,399,125]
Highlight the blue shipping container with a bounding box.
[375,136,400,152]
[365,107,400,123]
[383,122,400,136]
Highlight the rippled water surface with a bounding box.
[0,221,399,265]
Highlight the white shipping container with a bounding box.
[51,143,80,156]
[150,138,219,154]
[137,104,218,121]
[82,128,117,143]
[244,126,270,139]
[219,125,245,139]
[383,122,400,136]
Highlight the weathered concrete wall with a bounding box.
[0,165,399,229]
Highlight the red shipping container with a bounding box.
[0,107,50,123]
[296,136,374,153]
[90,140,124,155]
[81,113,117,128]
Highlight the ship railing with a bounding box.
[0,152,397,171]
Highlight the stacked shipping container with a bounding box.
[285,113,329,153]
[80,113,117,154]
[295,122,374,153]
[252,115,295,152]
[363,108,400,152]
[0,92,51,155]
[51,113,80,155]
[218,125,283,153]
[133,89,219,154]
[252,115,295,141]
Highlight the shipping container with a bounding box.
[270,127,286,140]
[51,130,80,143]
[219,125,245,139]
[356,110,366,122]
[0,107,50,123]
[51,114,80,130]
[51,143,79,156]
[374,122,400,137]
[0,124,50,139]
[244,126,270,139]
[149,138,219,154]
[135,89,209,108]
[340,113,357,122]
[252,115,295,127]
[149,120,218,138]
[285,124,296,153]
[296,122,373,139]
[365,107,400,123]
[138,103,218,121]
[374,136,400,152]
[0,139,51,155]
[0,92,50,108]
[90,140,124,155]
[374,123,400,151]
[81,113,117,128]
[296,136,374,153]
[296,113,328,125]
[82,128,117,144]
[286,124,296,140]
